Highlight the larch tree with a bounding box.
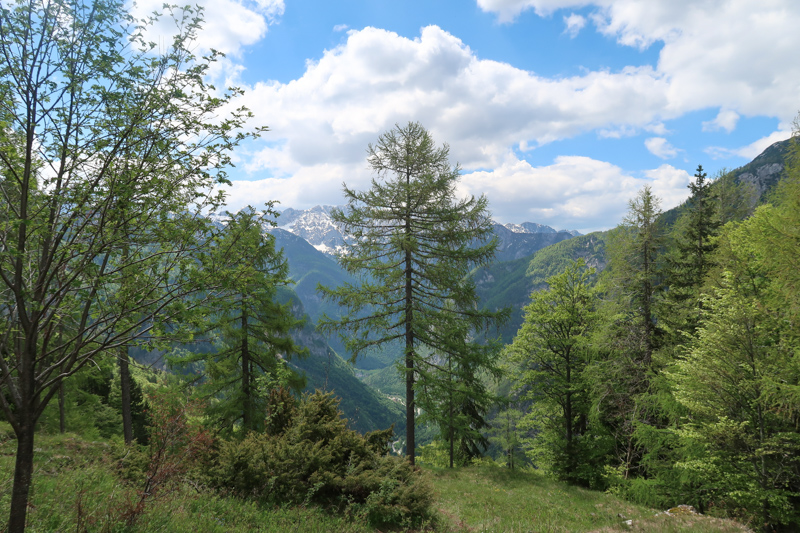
[318,122,506,464]
[187,206,306,434]
[0,1,260,530]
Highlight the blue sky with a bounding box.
[134,0,798,233]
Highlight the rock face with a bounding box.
[733,138,792,200]
[492,223,577,262]
[274,205,347,256]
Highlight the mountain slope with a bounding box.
[475,232,608,343]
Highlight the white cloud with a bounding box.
[645,137,679,159]
[233,25,671,194]
[597,124,637,139]
[197,1,800,231]
[563,13,586,37]
[702,109,740,133]
[333,24,349,32]
[128,0,283,57]
[456,155,691,232]
[477,1,800,123]
[644,122,670,135]
[705,129,793,160]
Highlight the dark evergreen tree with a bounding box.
[591,186,665,485]
[663,165,721,337]
[318,122,507,464]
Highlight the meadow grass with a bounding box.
[0,423,751,532]
[429,465,752,532]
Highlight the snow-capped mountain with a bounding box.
[273,205,347,256]
[266,205,580,261]
[502,222,581,237]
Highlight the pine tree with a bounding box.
[318,122,506,464]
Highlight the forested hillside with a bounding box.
[1,0,798,531]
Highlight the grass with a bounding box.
[430,465,752,533]
[0,423,751,532]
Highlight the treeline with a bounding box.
[502,160,800,531]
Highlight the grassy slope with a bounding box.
[0,425,751,533]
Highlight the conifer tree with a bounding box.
[319,122,506,464]
[190,206,306,434]
[417,315,502,467]
[663,165,721,336]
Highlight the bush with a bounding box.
[209,390,435,528]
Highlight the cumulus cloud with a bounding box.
[702,109,740,133]
[645,137,680,159]
[231,25,671,206]
[456,155,691,232]
[194,0,799,231]
[563,13,586,37]
[477,1,800,122]
[129,0,284,57]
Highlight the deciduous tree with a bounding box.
[507,259,598,484]
[0,1,258,529]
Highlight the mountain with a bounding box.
[475,231,608,343]
[272,204,581,262]
[492,223,578,262]
[274,205,346,255]
[731,138,792,200]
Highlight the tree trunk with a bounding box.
[404,202,415,465]
[119,346,133,444]
[8,423,35,533]
[242,301,252,432]
[58,380,66,434]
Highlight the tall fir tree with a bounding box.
[319,122,506,464]
[591,186,665,484]
[663,165,721,338]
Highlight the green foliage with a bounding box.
[669,270,800,528]
[209,391,435,529]
[0,0,260,528]
[474,231,608,344]
[178,206,306,434]
[507,259,604,486]
[661,165,722,340]
[487,408,526,469]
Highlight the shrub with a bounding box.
[210,390,435,528]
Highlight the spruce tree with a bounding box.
[319,122,506,464]
[664,165,721,337]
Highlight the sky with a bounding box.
[132,0,799,233]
